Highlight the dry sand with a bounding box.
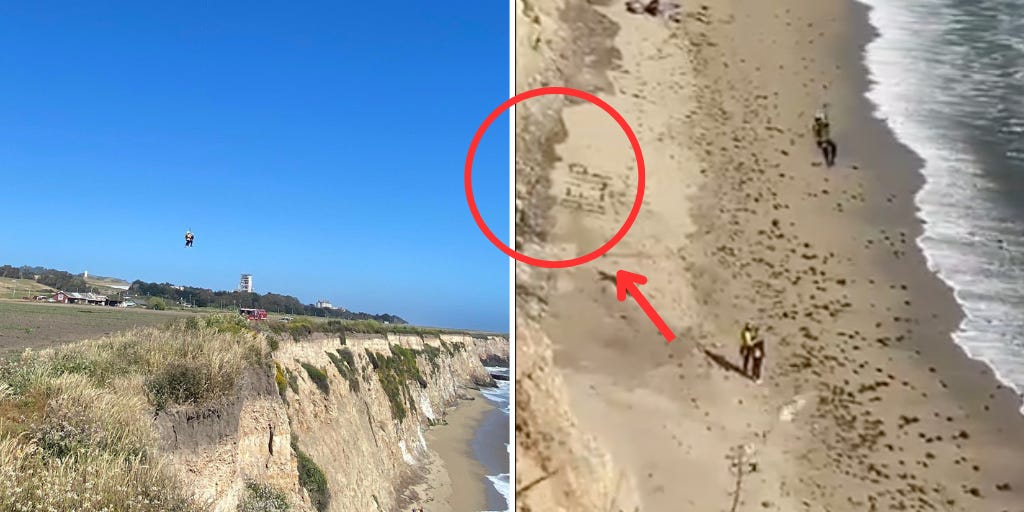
[515,0,1024,510]
[402,393,492,512]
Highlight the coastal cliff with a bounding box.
[160,330,506,511]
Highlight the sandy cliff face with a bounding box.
[159,331,507,512]
[514,0,633,509]
[154,367,304,511]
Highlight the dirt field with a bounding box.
[0,300,198,358]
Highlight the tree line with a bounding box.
[0,263,406,324]
[0,265,103,294]
[129,280,407,323]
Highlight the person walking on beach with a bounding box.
[740,323,757,377]
[812,107,837,167]
[750,335,766,384]
[740,323,766,383]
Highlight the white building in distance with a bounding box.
[316,299,333,309]
[238,274,253,293]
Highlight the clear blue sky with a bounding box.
[0,2,511,332]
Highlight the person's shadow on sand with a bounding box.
[699,345,747,377]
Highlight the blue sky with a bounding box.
[0,2,510,332]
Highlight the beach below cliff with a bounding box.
[401,390,506,512]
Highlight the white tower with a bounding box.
[239,274,253,293]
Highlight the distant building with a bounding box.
[53,291,108,305]
[316,299,333,309]
[238,274,253,293]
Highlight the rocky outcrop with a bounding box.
[469,335,511,368]
[160,330,508,512]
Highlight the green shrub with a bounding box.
[237,480,290,512]
[300,362,329,394]
[325,350,359,393]
[267,335,280,353]
[184,316,202,331]
[422,345,442,372]
[204,314,249,334]
[148,297,167,311]
[284,368,299,394]
[365,350,380,370]
[370,347,427,422]
[287,319,315,341]
[291,435,329,512]
[274,364,288,399]
[144,362,210,411]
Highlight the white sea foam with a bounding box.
[482,473,511,512]
[482,367,511,415]
[856,0,1024,410]
[480,367,511,512]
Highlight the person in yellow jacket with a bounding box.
[740,323,766,383]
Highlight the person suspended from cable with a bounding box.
[813,105,837,167]
[185,229,195,248]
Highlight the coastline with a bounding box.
[402,393,492,512]
[516,0,1024,510]
[839,0,1024,433]
[477,367,511,511]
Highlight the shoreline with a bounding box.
[402,393,493,512]
[849,0,1024,408]
[838,0,1024,429]
[473,397,510,511]
[516,0,1024,509]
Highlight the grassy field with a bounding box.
[0,277,54,298]
[0,300,199,358]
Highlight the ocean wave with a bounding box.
[481,379,511,415]
[857,0,1024,411]
[482,473,511,512]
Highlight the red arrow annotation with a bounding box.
[615,270,677,344]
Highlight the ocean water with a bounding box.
[481,367,511,512]
[856,0,1024,406]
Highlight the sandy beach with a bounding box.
[402,393,493,512]
[515,0,1024,510]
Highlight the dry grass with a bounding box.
[0,314,270,511]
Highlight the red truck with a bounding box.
[239,308,268,321]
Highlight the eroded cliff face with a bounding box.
[159,331,507,512]
[470,335,511,367]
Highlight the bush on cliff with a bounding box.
[286,318,315,341]
[291,435,329,512]
[325,350,359,393]
[237,480,290,512]
[275,363,288,398]
[145,361,214,412]
[300,362,330,394]
[371,346,430,422]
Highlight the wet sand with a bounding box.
[404,394,491,512]
[515,0,1024,510]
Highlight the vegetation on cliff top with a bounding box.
[0,314,273,511]
[266,318,496,341]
